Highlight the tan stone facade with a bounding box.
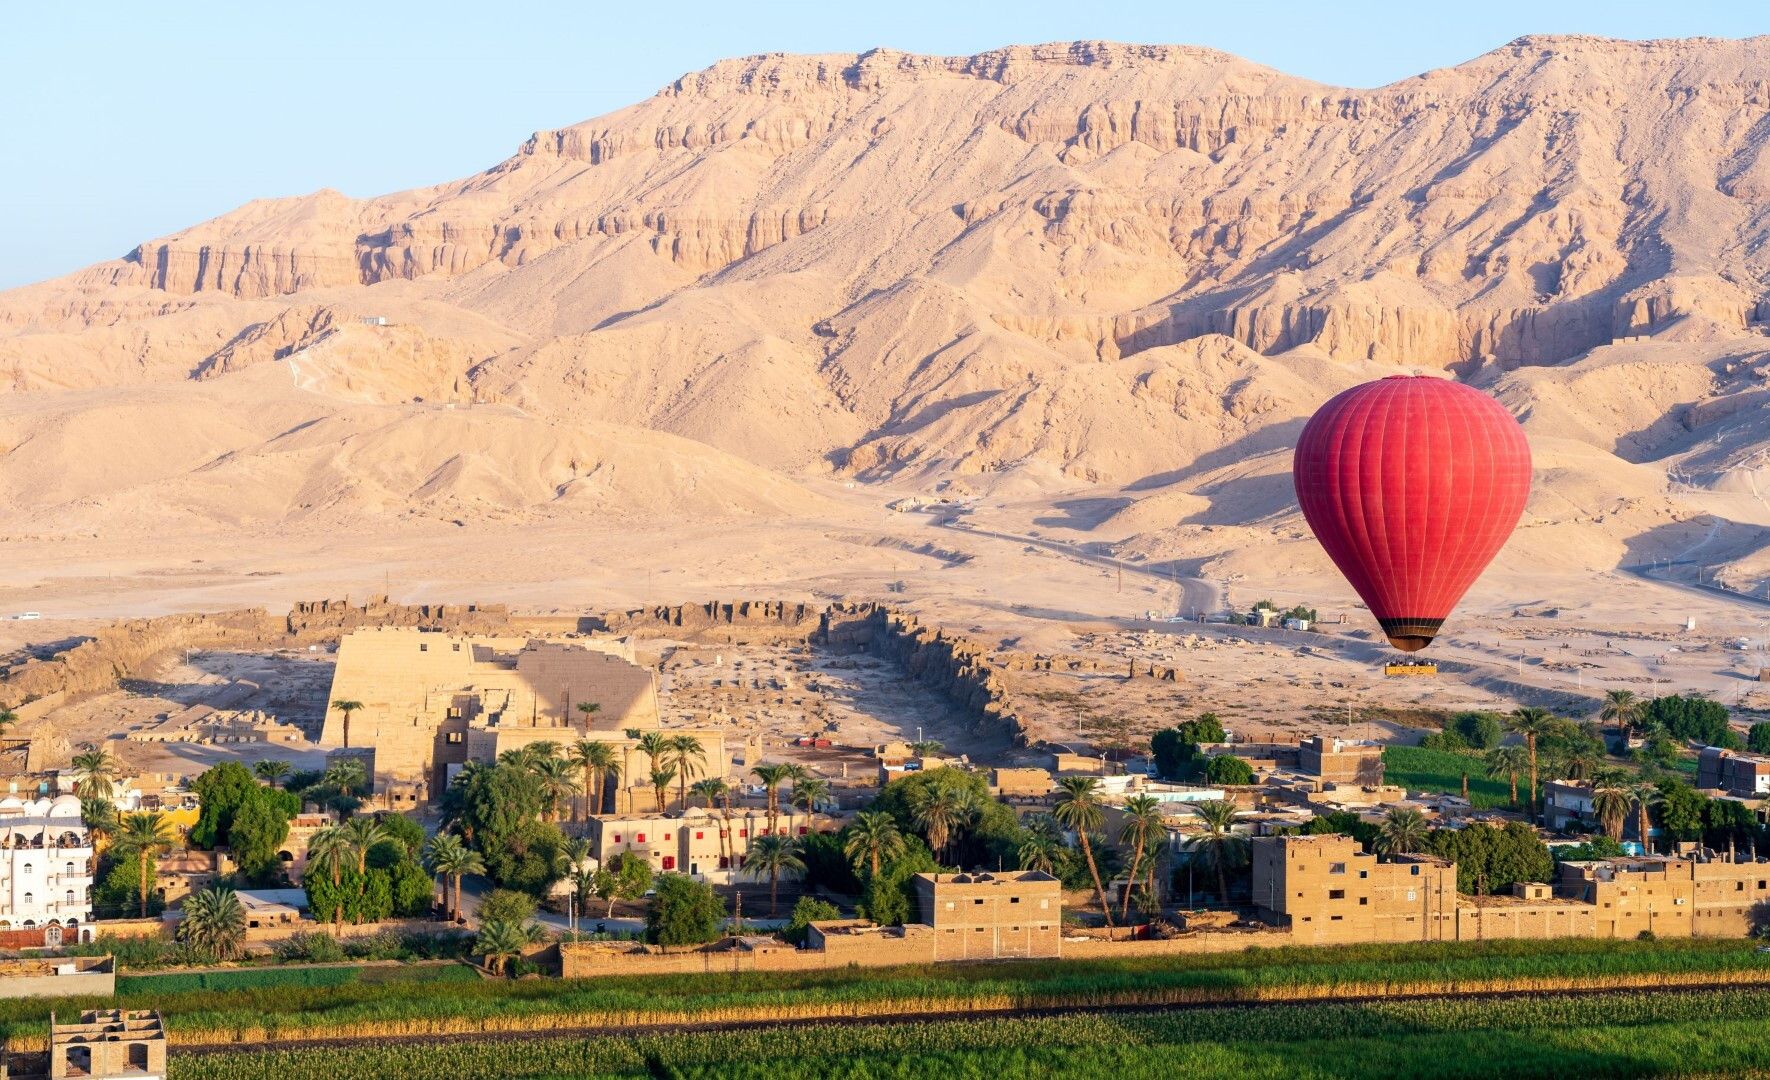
[1253,834,1458,944]
[320,628,663,798]
[585,806,831,882]
[912,870,1062,959]
[1298,736,1385,785]
[47,1010,165,1080]
[1255,834,1770,945]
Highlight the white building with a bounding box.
[0,795,95,943]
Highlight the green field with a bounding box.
[1383,745,1519,807]
[5,938,1768,1049]
[167,988,1770,1079]
[117,961,481,995]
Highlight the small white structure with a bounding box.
[0,794,95,941]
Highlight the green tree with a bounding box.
[304,825,357,932]
[1151,714,1227,780]
[783,896,841,945]
[1591,773,1634,842]
[1485,744,1529,807]
[908,774,975,863]
[177,886,246,961]
[646,873,726,946]
[189,761,261,849]
[1451,712,1506,751]
[1204,755,1256,785]
[1600,690,1643,742]
[71,748,120,801]
[594,851,653,917]
[1507,708,1557,818]
[455,760,568,895]
[668,734,706,812]
[1630,781,1664,854]
[228,785,295,881]
[1643,694,1736,748]
[253,759,293,787]
[1375,807,1429,855]
[843,810,906,880]
[751,763,793,836]
[1187,799,1247,905]
[857,837,939,926]
[1016,817,1067,876]
[1053,775,1113,927]
[480,888,538,925]
[323,757,368,801]
[1656,778,1709,842]
[532,753,581,824]
[114,812,174,919]
[743,833,806,917]
[331,699,364,749]
[1748,722,1770,756]
[875,767,1022,870]
[569,739,618,820]
[1117,794,1164,923]
[81,797,118,867]
[423,832,484,921]
[1425,822,1552,895]
[476,917,543,975]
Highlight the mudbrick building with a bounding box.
[1254,833,1770,943]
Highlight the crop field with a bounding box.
[169,988,1770,1079]
[5,937,1769,1051]
[1383,745,1518,807]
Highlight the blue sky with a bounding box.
[2,1,1763,290]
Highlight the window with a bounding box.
[798,827,808,835]
[22,863,30,874]
[419,643,428,652]
[1359,897,1368,906]
[740,829,748,838]
[663,833,671,842]
[1359,870,1369,879]
[22,893,32,905]
[1329,862,1346,875]
[1737,882,1746,892]
[1328,889,1345,900]
[974,898,985,906]
[636,833,646,843]
[1039,899,1049,909]
[613,834,622,844]
[65,862,74,874]
[1010,896,1021,904]
[695,831,704,840]
[661,856,675,871]
[65,890,75,904]
[945,901,955,911]
[446,732,464,744]
[1410,865,1420,876]
[1406,890,1416,902]
[452,643,461,652]
[1330,915,1343,921]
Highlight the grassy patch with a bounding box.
[1383,745,1518,807]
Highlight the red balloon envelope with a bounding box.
[1293,376,1531,652]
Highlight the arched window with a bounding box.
[65,862,75,875]
[22,863,31,875]
[66,890,76,904]
[22,892,32,906]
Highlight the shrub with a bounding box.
[1644,695,1737,748]
[479,889,538,926]
[1204,755,1255,785]
[275,931,348,964]
[783,896,842,945]
[647,874,726,946]
[1748,722,1770,755]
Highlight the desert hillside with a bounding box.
[0,36,1766,596]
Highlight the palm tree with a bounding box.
[910,775,975,863]
[1601,689,1643,742]
[1485,744,1530,807]
[1117,794,1164,923]
[533,755,581,823]
[575,701,602,728]
[331,699,364,749]
[81,797,118,869]
[423,832,485,921]
[909,740,945,758]
[649,766,676,816]
[114,812,173,919]
[743,834,805,917]
[570,740,618,820]
[1053,776,1113,927]
[668,735,706,811]
[0,707,16,738]
[1558,746,1603,782]
[341,817,387,922]
[306,825,358,931]
[1508,708,1557,818]
[1374,807,1430,854]
[324,758,367,801]
[1188,799,1246,908]
[71,749,119,801]
[691,777,727,810]
[476,917,543,975]
[1591,773,1633,842]
[631,732,672,812]
[178,886,247,960]
[253,759,292,787]
[791,776,829,826]
[751,764,792,836]
[844,810,906,879]
[1630,781,1663,854]
[1016,816,1066,876]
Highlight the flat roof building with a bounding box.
[912,870,1061,959]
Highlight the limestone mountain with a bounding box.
[0,37,1766,592]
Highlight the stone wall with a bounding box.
[0,597,519,710]
[601,601,825,641]
[818,603,1032,746]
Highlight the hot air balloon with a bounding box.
[1292,375,1531,653]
